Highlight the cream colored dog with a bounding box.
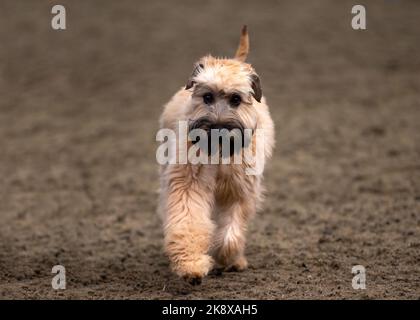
[158,26,274,284]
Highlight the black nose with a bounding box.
[188,117,245,133]
[188,117,213,132]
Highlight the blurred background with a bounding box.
[0,0,419,299]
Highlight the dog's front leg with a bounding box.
[213,197,256,272]
[162,164,216,284]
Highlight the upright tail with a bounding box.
[234,25,249,62]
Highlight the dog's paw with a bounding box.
[175,254,214,285]
[209,267,224,277]
[225,256,248,272]
[183,275,202,286]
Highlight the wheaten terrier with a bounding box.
[158,26,275,284]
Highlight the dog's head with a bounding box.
[185,26,262,154]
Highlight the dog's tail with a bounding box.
[234,25,249,62]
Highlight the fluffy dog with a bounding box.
[158,26,274,284]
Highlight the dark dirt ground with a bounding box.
[0,0,419,299]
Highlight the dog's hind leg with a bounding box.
[162,164,217,285]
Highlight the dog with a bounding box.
[158,26,275,284]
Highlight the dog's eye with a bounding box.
[229,94,242,107]
[203,92,214,105]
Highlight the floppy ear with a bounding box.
[250,73,262,102]
[185,63,204,90]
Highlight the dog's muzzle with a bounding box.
[188,117,252,157]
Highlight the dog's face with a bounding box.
[185,55,262,153]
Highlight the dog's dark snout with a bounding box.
[188,117,250,156]
[210,122,243,133]
[188,117,213,132]
[188,117,244,133]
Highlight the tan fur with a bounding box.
[234,25,249,62]
[158,27,275,284]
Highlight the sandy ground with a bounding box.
[0,0,419,299]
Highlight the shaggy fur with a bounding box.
[158,26,275,284]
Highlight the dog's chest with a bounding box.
[214,165,252,205]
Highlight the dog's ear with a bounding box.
[250,73,262,102]
[234,25,249,62]
[185,63,204,90]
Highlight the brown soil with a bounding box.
[0,0,419,299]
